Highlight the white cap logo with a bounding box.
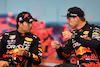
[70,13,77,16]
[19,17,23,21]
[29,19,33,22]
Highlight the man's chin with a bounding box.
[26,31,30,33]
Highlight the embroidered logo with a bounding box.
[25,37,33,42]
[9,35,16,39]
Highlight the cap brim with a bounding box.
[61,15,72,17]
[33,18,37,21]
[25,18,37,23]
[61,15,67,17]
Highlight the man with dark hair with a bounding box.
[51,7,100,67]
[0,12,42,67]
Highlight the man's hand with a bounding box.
[0,60,9,67]
[62,31,73,39]
[51,41,60,49]
[18,47,28,56]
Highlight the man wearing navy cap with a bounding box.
[0,12,42,67]
[51,7,100,67]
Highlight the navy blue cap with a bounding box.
[62,7,85,17]
[17,12,37,23]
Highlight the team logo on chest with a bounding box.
[25,37,33,42]
[80,31,91,40]
[9,35,16,39]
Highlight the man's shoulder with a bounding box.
[3,30,16,36]
[26,32,39,38]
[29,33,40,40]
[90,24,100,28]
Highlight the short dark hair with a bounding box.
[16,21,23,29]
[79,17,85,21]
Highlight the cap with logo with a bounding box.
[62,7,85,17]
[17,12,37,23]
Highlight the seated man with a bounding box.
[0,12,42,67]
[51,7,100,67]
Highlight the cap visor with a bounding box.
[61,15,67,17]
[61,15,72,17]
[33,18,37,21]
